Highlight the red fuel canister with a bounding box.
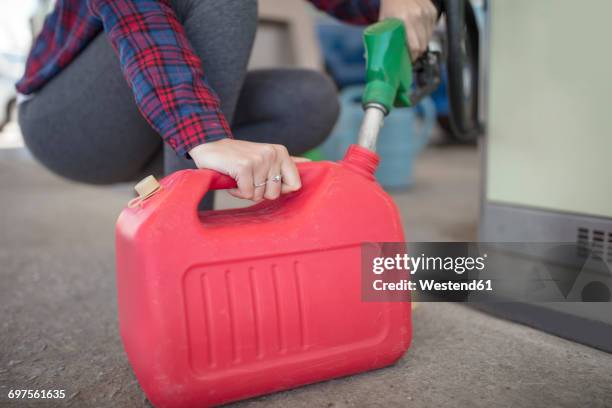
[115,144,411,407]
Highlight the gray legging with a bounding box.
[18,0,339,186]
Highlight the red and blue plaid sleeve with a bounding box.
[89,0,232,156]
[309,0,381,24]
[16,1,102,95]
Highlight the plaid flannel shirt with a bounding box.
[16,0,381,156]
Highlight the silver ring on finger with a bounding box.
[271,175,282,183]
[254,180,267,188]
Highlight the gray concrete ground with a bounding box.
[1,145,611,408]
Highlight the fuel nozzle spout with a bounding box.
[356,104,386,152]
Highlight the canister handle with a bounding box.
[206,171,238,190]
[194,165,313,192]
[179,163,312,214]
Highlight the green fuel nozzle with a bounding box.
[357,18,441,151]
[362,19,414,113]
[357,19,413,151]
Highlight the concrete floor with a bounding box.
[1,145,611,408]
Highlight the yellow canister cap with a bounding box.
[134,175,161,200]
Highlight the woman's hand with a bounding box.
[379,0,438,60]
[189,139,306,201]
